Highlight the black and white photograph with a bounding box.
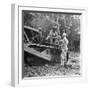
[23,10,81,78]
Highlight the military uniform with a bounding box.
[61,33,69,66]
[46,28,58,44]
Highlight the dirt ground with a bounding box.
[24,52,80,77]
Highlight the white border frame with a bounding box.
[11,4,87,87]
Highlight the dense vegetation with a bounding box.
[23,11,80,52]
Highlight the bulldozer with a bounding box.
[24,25,62,66]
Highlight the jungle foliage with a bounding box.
[23,11,80,52]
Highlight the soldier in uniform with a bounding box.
[61,32,69,66]
[46,25,58,45]
[55,34,61,45]
[54,34,62,63]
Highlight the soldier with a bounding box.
[61,32,69,66]
[46,25,58,45]
[54,34,62,63]
[55,34,61,45]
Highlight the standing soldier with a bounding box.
[54,34,62,63]
[61,32,69,66]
